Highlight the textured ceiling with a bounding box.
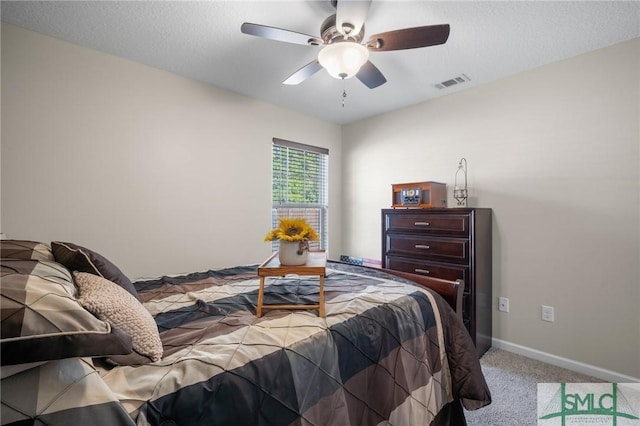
[2,1,639,125]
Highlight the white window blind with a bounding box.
[270,138,328,252]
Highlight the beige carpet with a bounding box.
[464,348,602,425]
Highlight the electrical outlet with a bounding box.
[498,297,509,313]
[542,305,555,322]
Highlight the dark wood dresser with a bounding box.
[381,208,492,356]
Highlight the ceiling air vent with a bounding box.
[435,74,470,90]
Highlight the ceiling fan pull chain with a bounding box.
[342,77,347,107]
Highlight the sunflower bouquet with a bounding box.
[264,218,319,243]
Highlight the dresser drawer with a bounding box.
[384,212,470,236]
[385,256,469,286]
[385,234,469,263]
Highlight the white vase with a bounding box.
[278,241,309,266]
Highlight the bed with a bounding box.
[1,240,491,425]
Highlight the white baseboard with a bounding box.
[491,338,640,383]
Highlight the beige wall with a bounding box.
[342,38,640,379]
[0,24,342,277]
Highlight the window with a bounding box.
[270,138,328,252]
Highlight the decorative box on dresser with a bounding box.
[381,208,492,356]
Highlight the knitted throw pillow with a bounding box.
[73,272,163,363]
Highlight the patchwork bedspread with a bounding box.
[1,260,490,425]
[101,262,490,425]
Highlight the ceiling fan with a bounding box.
[241,0,450,89]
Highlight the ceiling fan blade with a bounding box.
[336,0,372,37]
[283,60,324,85]
[356,61,387,89]
[241,23,322,46]
[366,24,450,51]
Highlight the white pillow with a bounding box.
[73,272,163,362]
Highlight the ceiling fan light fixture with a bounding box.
[318,42,369,80]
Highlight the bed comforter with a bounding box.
[104,262,489,425]
[2,257,490,425]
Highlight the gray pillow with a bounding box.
[51,241,140,301]
[0,259,132,366]
[0,240,54,261]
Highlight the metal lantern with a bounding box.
[454,158,468,207]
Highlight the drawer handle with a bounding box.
[415,269,430,275]
[415,244,430,250]
[414,222,430,226]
